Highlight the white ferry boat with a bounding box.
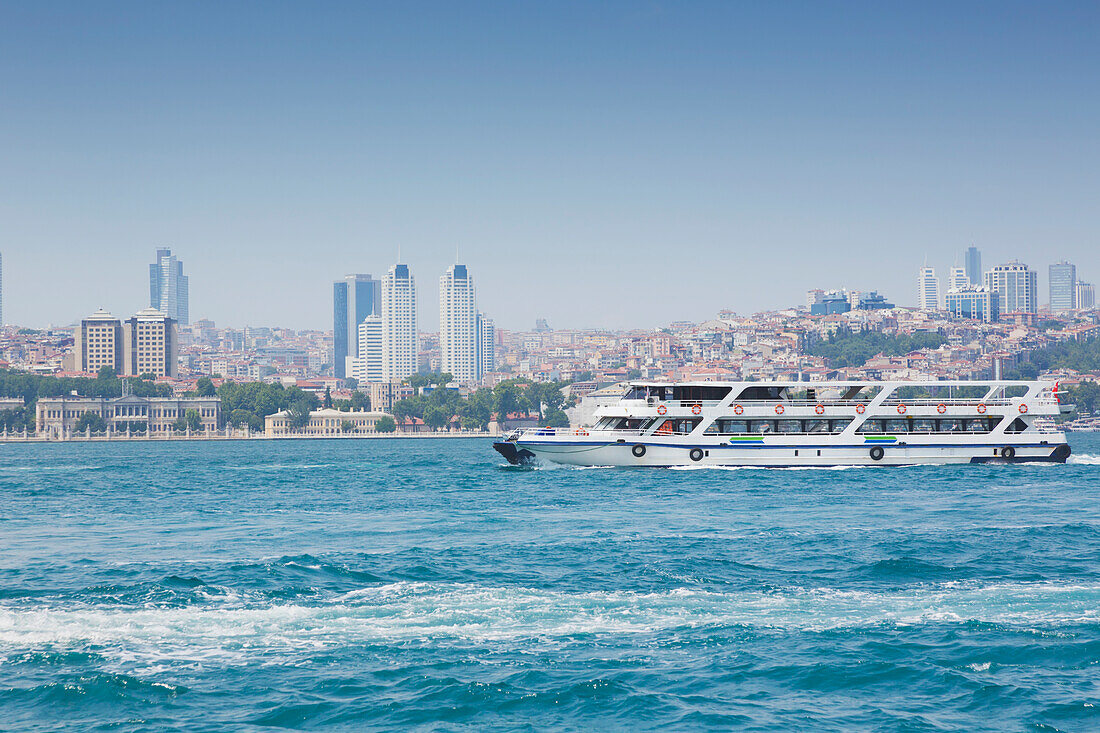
[493,380,1072,467]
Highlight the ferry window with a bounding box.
[830,419,851,433]
[886,419,909,434]
[937,419,964,432]
[706,419,749,435]
[654,420,675,435]
[857,420,886,434]
[912,419,936,433]
[1005,417,1028,434]
[675,419,701,434]
[736,386,785,401]
[750,420,774,434]
[777,420,802,434]
[806,419,829,433]
[965,419,989,433]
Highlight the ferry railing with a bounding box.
[513,427,646,439]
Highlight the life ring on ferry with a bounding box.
[815,404,825,415]
[977,403,988,414]
[1019,404,1028,414]
[692,404,702,415]
[631,444,647,458]
[855,404,867,414]
[689,448,704,462]
[897,404,907,415]
[937,404,947,414]
[576,428,589,436]
[775,404,785,415]
[733,404,744,415]
[657,404,667,416]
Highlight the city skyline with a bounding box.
[2,3,1099,330]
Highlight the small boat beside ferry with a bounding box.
[493,380,1072,467]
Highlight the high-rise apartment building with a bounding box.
[381,263,418,381]
[0,251,4,326]
[1049,261,1077,311]
[984,262,1038,314]
[439,264,478,382]
[948,266,969,293]
[149,248,189,325]
[353,315,383,383]
[965,246,981,286]
[917,267,940,310]
[123,308,178,377]
[1077,282,1096,310]
[476,313,496,379]
[73,309,124,373]
[333,274,380,379]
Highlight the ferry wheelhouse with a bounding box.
[493,380,1071,467]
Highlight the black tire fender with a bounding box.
[689,448,704,462]
[631,444,646,458]
[1002,446,1016,460]
[869,446,885,461]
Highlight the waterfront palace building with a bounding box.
[265,408,390,436]
[36,395,220,439]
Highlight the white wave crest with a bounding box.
[2,581,1099,668]
[1069,454,1100,465]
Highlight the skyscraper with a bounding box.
[381,263,418,382]
[123,308,178,378]
[948,266,969,293]
[333,274,380,379]
[965,246,982,285]
[984,262,1038,314]
[1049,261,1077,311]
[439,264,478,382]
[353,315,383,383]
[149,248,189,325]
[476,313,496,379]
[73,309,124,374]
[917,267,940,310]
[1077,282,1096,310]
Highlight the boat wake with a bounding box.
[3,581,1099,669]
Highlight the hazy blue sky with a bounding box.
[2,1,1098,331]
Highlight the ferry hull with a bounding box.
[500,440,1071,468]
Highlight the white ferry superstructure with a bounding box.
[493,380,1072,467]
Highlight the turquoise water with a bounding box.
[2,436,1100,731]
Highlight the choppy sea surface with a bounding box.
[2,437,1100,731]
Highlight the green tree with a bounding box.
[196,377,216,397]
[183,409,202,432]
[543,406,570,427]
[286,397,313,430]
[74,411,107,434]
[97,365,117,380]
[229,408,253,427]
[323,386,334,409]
[424,405,449,431]
[340,419,355,433]
[375,415,396,433]
[493,382,522,429]
[351,390,370,411]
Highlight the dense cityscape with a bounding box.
[0,245,1098,438]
